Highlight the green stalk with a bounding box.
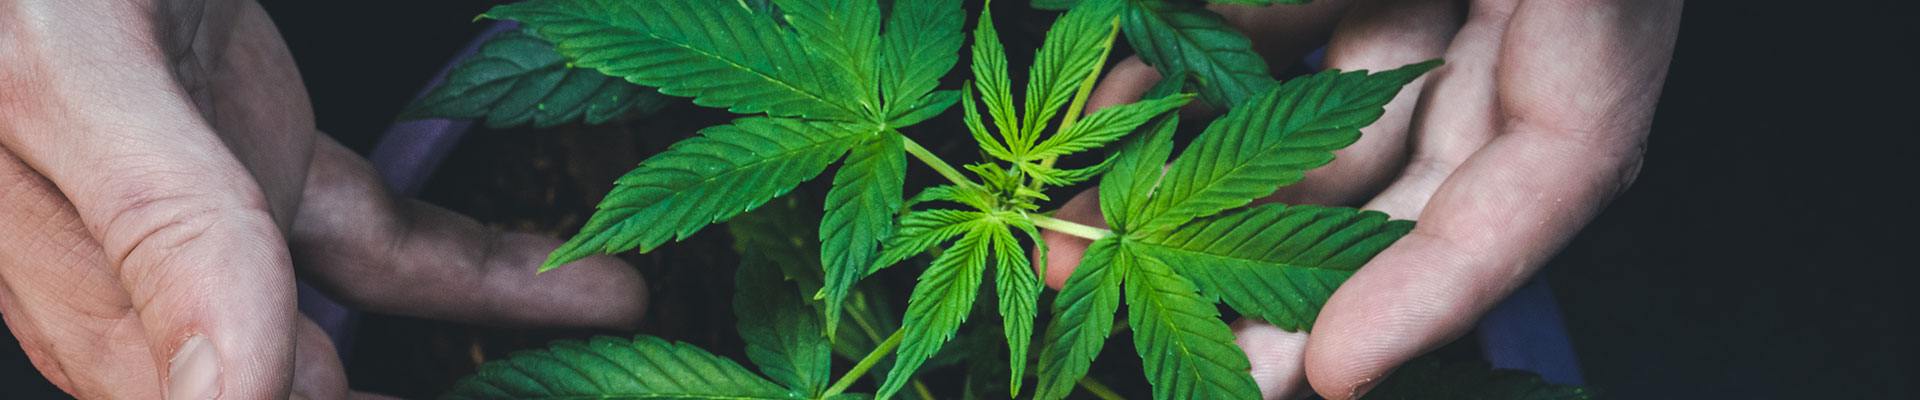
[823,329,905,398]
[901,135,977,187]
[1077,377,1126,400]
[1029,213,1113,240]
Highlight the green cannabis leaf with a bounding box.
[442,336,803,399]
[737,249,835,396]
[1124,241,1262,399]
[401,29,669,128]
[1135,60,1441,233]
[1133,204,1413,330]
[881,219,995,399]
[1123,0,1277,109]
[1033,238,1125,400]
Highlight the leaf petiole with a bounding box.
[1029,213,1112,240]
[901,134,977,187]
[823,329,904,398]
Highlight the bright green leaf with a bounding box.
[1021,0,1124,149]
[1026,93,1193,160]
[1136,60,1440,233]
[546,117,871,269]
[1034,238,1126,400]
[987,225,1041,393]
[402,29,668,129]
[1132,204,1412,331]
[442,336,800,399]
[970,1,1021,145]
[1122,241,1260,400]
[821,132,908,341]
[879,224,996,399]
[736,252,833,396]
[488,0,863,120]
[872,209,986,273]
[962,87,1018,162]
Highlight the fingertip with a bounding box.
[1302,234,1494,399]
[1232,319,1311,400]
[1039,190,1105,289]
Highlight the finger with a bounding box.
[1363,0,1523,218]
[1038,189,1105,289]
[1209,0,1360,70]
[1233,319,1312,400]
[290,135,648,329]
[1264,0,1462,207]
[0,148,162,398]
[290,317,347,400]
[1306,1,1682,398]
[1087,57,1161,112]
[1,5,296,398]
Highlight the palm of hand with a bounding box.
[1041,0,1677,398]
[0,1,645,398]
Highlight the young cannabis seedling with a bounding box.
[408,0,1596,399]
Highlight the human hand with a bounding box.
[0,1,646,398]
[1039,0,1680,398]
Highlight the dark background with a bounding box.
[4,0,1916,398]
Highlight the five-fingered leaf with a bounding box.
[443,336,801,399]
[1124,0,1278,109]
[546,118,871,268]
[1136,60,1440,233]
[488,0,864,120]
[1133,204,1412,331]
[402,29,669,128]
[1123,241,1261,399]
[1034,238,1126,400]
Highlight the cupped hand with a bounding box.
[1039,0,1680,398]
[0,1,646,398]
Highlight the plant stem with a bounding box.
[901,134,976,187]
[912,380,937,400]
[1030,213,1113,240]
[823,329,904,398]
[1077,377,1126,400]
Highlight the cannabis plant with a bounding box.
[405,0,1594,398]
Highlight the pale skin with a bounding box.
[1,1,647,398]
[1039,0,1681,398]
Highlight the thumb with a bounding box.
[1,8,296,399]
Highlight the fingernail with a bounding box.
[168,335,219,400]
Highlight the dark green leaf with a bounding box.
[1122,241,1260,400]
[546,117,871,269]
[880,0,964,118]
[822,132,908,336]
[1136,60,1440,233]
[1133,204,1412,331]
[488,0,863,120]
[774,0,884,114]
[402,29,667,129]
[1123,0,1277,109]
[1034,238,1126,400]
[889,90,960,128]
[442,336,800,399]
[736,253,833,395]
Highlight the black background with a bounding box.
[4,0,1916,398]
